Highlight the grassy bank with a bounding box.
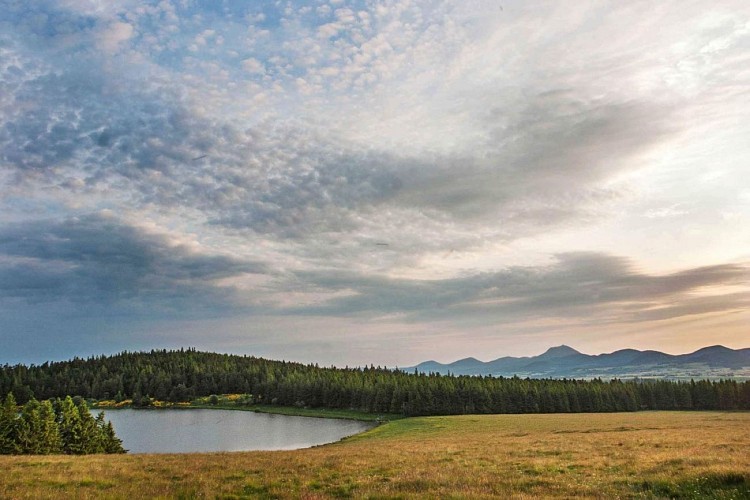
[232,404,402,422]
[92,395,402,422]
[164,403,400,422]
[2,411,749,498]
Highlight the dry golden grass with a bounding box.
[1,411,748,499]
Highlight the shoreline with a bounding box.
[91,399,403,423]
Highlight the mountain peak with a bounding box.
[539,345,581,359]
[692,345,730,353]
[407,344,748,378]
[453,357,481,364]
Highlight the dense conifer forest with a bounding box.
[0,393,125,455]
[2,349,748,416]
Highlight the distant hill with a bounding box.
[3,348,749,416]
[407,345,750,380]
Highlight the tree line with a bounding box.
[1,349,748,416]
[0,393,125,455]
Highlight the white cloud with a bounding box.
[241,57,265,74]
[96,21,134,53]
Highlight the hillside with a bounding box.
[2,349,749,415]
[409,345,750,379]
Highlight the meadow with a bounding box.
[1,411,748,499]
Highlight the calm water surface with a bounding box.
[103,409,373,453]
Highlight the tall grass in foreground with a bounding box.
[1,411,748,498]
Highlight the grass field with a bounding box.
[1,411,748,498]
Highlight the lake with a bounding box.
[103,409,374,453]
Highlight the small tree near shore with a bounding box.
[0,393,125,455]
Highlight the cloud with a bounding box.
[0,41,669,256]
[96,21,134,53]
[390,99,675,225]
[241,57,265,75]
[0,1,713,250]
[286,252,750,326]
[0,1,749,364]
[0,213,266,313]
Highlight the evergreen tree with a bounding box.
[16,398,42,454]
[15,398,62,454]
[0,393,19,454]
[38,400,63,454]
[76,399,103,454]
[2,350,749,417]
[0,394,122,455]
[100,417,126,454]
[56,396,85,454]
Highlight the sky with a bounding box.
[1,0,748,367]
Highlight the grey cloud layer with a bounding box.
[0,214,265,313]
[393,99,674,226]
[2,215,745,328]
[291,253,750,324]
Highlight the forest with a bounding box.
[2,349,749,416]
[0,393,125,455]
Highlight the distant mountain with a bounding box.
[407,345,750,380]
[538,345,581,359]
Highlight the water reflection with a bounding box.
[103,409,373,453]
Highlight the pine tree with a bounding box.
[56,396,85,454]
[1,393,123,455]
[76,399,104,454]
[38,400,63,454]
[0,393,19,454]
[2,350,749,417]
[16,398,42,454]
[100,417,126,454]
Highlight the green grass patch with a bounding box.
[636,473,748,499]
[246,404,402,422]
[76,479,115,489]
[241,482,269,495]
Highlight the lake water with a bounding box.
[102,409,374,453]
